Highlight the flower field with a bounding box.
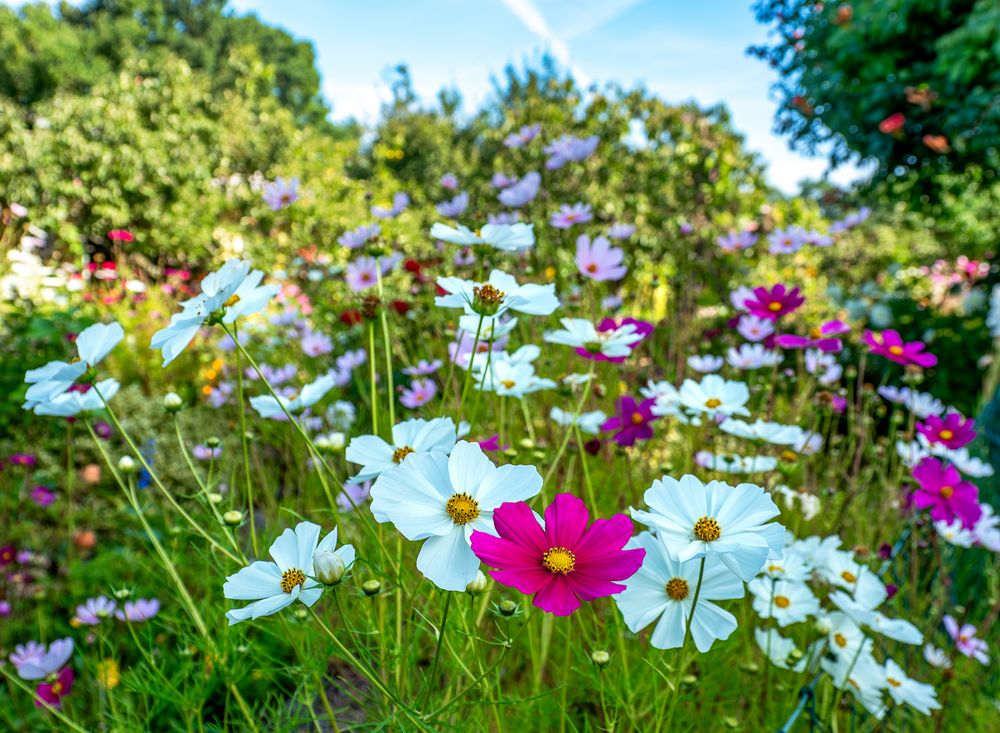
[2,2,999,731]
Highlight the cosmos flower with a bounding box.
[742,284,805,321]
[550,202,593,229]
[578,318,653,363]
[631,474,784,582]
[371,441,542,591]
[435,270,559,319]
[436,192,469,218]
[430,222,535,252]
[32,379,121,417]
[338,223,381,249]
[249,374,336,420]
[615,532,743,652]
[881,658,941,716]
[498,172,541,207]
[403,359,443,376]
[694,452,779,474]
[73,596,117,625]
[35,667,74,709]
[775,320,850,352]
[736,315,775,342]
[471,493,644,616]
[943,615,989,664]
[726,343,783,370]
[475,356,556,398]
[911,456,981,528]
[828,591,922,645]
[916,411,975,450]
[345,417,457,482]
[755,629,805,670]
[544,318,644,359]
[544,134,598,169]
[13,638,74,680]
[600,396,658,446]
[223,522,355,625]
[717,230,758,252]
[550,407,607,434]
[115,598,161,622]
[400,378,437,409]
[864,330,937,369]
[504,123,542,148]
[23,321,124,409]
[440,172,459,190]
[30,485,56,506]
[606,223,636,240]
[678,374,751,418]
[300,330,333,357]
[749,578,819,626]
[878,386,944,418]
[687,354,724,373]
[371,191,410,219]
[767,227,807,255]
[719,419,803,445]
[575,235,627,281]
[262,177,299,210]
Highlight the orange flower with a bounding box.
[922,134,951,154]
[834,4,853,24]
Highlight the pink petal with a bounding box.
[533,576,581,616]
[543,493,590,549]
[492,501,548,554]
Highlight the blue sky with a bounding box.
[9,0,866,192]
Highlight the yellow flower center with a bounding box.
[392,446,414,464]
[774,595,791,609]
[810,326,822,339]
[704,397,722,409]
[888,345,904,356]
[767,301,782,312]
[473,284,505,305]
[542,547,576,574]
[887,677,902,688]
[630,411,645,425]
[834,633,848,648]
[938,429,954,441]
[446,493,480,525]
[841,570,857,583]
[51,682,63,695]
[224,294,241,308]
[939,485,954,499]
[665,577,689,601]
[767,564,784,573]
[280,568,307,593]
[501,379,516,389]
[693,515,721,542]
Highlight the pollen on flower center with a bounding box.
[630,411,645,425]
[841,570,857,583]
[704,397,722,409]
[586,263,598,273]
[473,284,505,306]
[810,326,822,339]
[939,429,954,441]
[888,345,904,355]
[501,379,516,389]
[446,493,480,524]
[774,595,791,608]
[542,546,576,574]
[767,302,782,312]
[939,485,954,499]
[665,577,689,601]
[693,515,721,542]
[280,568,307,593]
[887,677,902,688]
[392,446,414,464]
[833,632,848,648]
[224,294,241,308]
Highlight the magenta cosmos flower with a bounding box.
[917,411,975,449]
[576,318,654,364]
[576,235,627,281]
[470,493,645,616]
[775,320,849,352]
[742,284,805,321]
[36,667,74,709]
[912,456,981,528]
[864,329,937,368]
[600,395,658,446]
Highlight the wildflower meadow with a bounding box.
[1,1,998,731]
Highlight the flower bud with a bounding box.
[207,492,223,505]
[205,436,222,449]
[113,588,132,601]
[590,650,610,668]
[315,432,346,451]
[497,599,519,617]
[465,570,488,595]
[362,579,381,596]
[814,616,833,635]
[163,392,183,411]
[117,455,137,473]
[223,510,243,526]
[294,607,308,620]
[313,550,346,585]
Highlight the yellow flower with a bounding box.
[98,659,120,689]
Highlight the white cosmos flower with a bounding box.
[475,358,556,398]
[773,485,822,521]
[435,269,559,319]
[878,385,945,418]
[882,658,940,715]
[934,518,976,547]
[430,222,535,252]
[755,628,807,671]
[23,321,124,409]
[760,551,810,582]
[923,643,951,669]
[346,417,457,482]
[679,374,751,418]
[550,407,607,434]
[631,474,785,582]
[369,441,542,591]
[687,354,724,373]
[249,374,336,419]
[726,343,782,370]
[15,638,75,679]
[719,418,802,445]
[914,434,994,477]
[824,648,887,718]
[784,534,841,569]
[749,578,820,626]
[544,318,643,358]
[695,451,778,474]
[458,312,519,341]
[223,522,354,625]
[151,260,278,366]
[828,591,922,645]
[615,532,744,652]
[818,551,887,609]
[33,378,120,417]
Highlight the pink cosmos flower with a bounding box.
[551,202,593,229]
[475,435,509,452]
[600,396,658,446]
[436,192,469,218]
[576,235,627,282]
[345,257,380,291]
[116,598,161,622]
[440,172,459,190]
[943,615,989,664]
[399,378,437,409]
[917,411,975,449]
[504,123,542,149]
[737,315,775,342]
[30,485,56,507]
[717,230,757,252]
[864,330,937,368]
[35,667,74,709]
[8,453,37,468]
[743,284,805,321]
[576,318,654,364]
[107,230,134,242]
[301,330,333,357]
[912,457,981,528]
[402,359,443,376]
[775,320,850,352]
[470,493,645,616]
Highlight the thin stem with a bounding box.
[421,592,453,708]
[234,324,259,556]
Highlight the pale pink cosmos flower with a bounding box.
[943,615,989,664]
[551,202,593,229]
[400,379,437,409]
[576,235,627,281]
[737,315,775,342]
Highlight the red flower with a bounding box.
[391,299,410,315]
[107,230,134,242]
[340,309,363,326]
[879,113,905,135]
[36,667,74,709]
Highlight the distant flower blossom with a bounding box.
[440,172,459,189]
[865,330,937,369]
[8,452,37,468]
[912,456,981,528]
[916,411,975,449]
[371,192,410,219]
[943,615,989,664]
[435,270,559,319]
[576,235,626,281]
[551,202,593,229]
[498,172,541,207]
[338,223,381,249]
[107,230,134,242]
[776,320,849,352]
[504,123,542,148]
[491,172,517,188]
[767,226,807,254]
[737,315,775,342]
[74,596,116,625]
[606,223,636,240]
[544,134,599,169]
[743,284,805,321]
[877,386,944,418]
[262,177,299,210]
[601,396,658,446]
[192,444,222,460]
[300,330,333,357]
[726,343,782,370]
[30,485,55,506]
[12,638,73,679]
[688,354,724,373]
[400,378,437,409]
[679,374,751,418]
[545,318,644,360]
[577,318,653,363]
[430,222,535,252]
[436,192,469,217]
[345,255,395,292]
[829,207,871,233]
[879,112,906,134]
[403,359,443,376]
[471,493,644,616]
[115,598,161,622]
[36,667,74,709]
[717,230,757,252]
